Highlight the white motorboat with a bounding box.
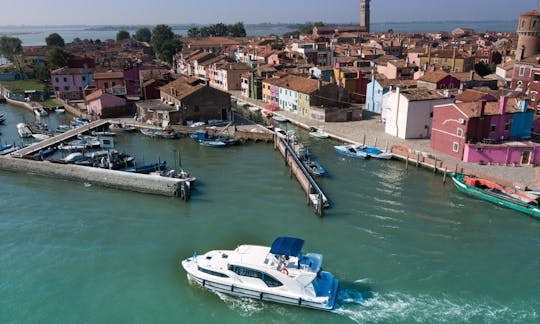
[34,107,48,117]
[309,127,329,139]
[181,237,339,311]
[16,123,33,138]
[32,133,51,141]
[109,123,136,132]
[272,115,288,123]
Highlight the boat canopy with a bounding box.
[270,237,304,257]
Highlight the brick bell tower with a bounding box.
[361,0,371,33]
[516,9,540,61]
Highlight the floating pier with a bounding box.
[275,133,329,216]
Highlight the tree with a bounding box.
[187,27,200,38]
[157,39,182,64]
[45,33,65,47]
[0,36,24,77]
[134,27,151,42]
[474,61,494,77]
[229,22,246,37]
[116,30,130,41]
[152,24,174,52]
[46,47,74,69]
[34,65,51,82]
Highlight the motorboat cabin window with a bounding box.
[197,266,229,278]
[228,265,261,279]
[262,274,283,288]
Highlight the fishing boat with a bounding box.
[92,131,116,137]
[125,161,167,174]
[309,127,329,139]
[199,139,227,147]
[16,123,33,138]
[272,115,288,123]
[140,128,159,137]
[451,173,540,219]
[32,133,51,141]
[34,107,48,117]
[0,143,14,155]
[55,107,65,114]
[334,144,369,159]
[55,124,72,133]
[181,237,339,311]
[0,145,19,156]
[109,123,136,132]
[71,118,90,127]
[158,129,181,139]
[362,146,393,160]
[303,159,326,176]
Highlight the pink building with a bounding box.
[86,89,128,118]
[417,70,460,90]
[51,67,94,100]
[431,97,540,165]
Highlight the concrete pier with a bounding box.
[275,134,329,216]
[0,156,187,198]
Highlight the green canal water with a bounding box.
[1,103,539,323]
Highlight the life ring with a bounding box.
[280,268,289,275]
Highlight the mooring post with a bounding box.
[373,137,378,148]
[416,152,420,167]
[433,157,437,174]
[443,167,448,184]
[362,134,366,146]
[405,154,409,170]
[385,141,388,152]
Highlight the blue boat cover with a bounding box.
[270,237,304,256]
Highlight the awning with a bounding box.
[270,237,304,257]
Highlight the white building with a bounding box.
[383,87,453,139]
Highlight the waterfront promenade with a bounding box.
[230,91,540,190]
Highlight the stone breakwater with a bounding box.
[0,156,184,197]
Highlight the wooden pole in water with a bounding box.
[443,167,447,184]
[385,141,388,152]
[405,154,409,170]
[373,137,378,148]
[433,157,437,174]
[362,134,366,146]
[416,152,420,167]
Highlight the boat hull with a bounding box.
[182,262,338,311]
[451,173,540,220]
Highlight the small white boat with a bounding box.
[34,107,48,117]
[181,237,339,311]
[334,144,369,159]
[55,107,65,114]
[274,127,287,139]
[32,133,51,141]
[309,127,329,139]
[272,115,288,123]
[248,106,261,113]
[109,123,136,132]
[16,123,33,138]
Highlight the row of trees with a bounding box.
[283,21,324,38]
[187,22,246,38]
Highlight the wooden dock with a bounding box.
[12,119,111,157]
[275,134,329,216]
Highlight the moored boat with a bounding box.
[124,161,167,174]
[362,146,393,160]
[109,123,136,132]
[451,172,540,219]
[181,237,339,311]
[309,127,329,139]
[334,144,369,159]
[16,123,33,138]
[272,115,288,123]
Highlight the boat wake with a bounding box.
[214,291,267,316]
[333,290,538,323]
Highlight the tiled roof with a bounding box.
[399,88,447,101]
[455,89,497,102]
[455,98,523,118]
[418,70,451,83]
[51,67,93,75]
[521,9,540,16]
[85,89,104,102]
[159,76,206,100]
[94,71,124,79]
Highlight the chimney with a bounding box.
[470,70,475,81]
[480,99,486,116]
[499,96,508,115]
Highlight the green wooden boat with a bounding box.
[450,172,540,220]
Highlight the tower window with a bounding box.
[534,20,538,28]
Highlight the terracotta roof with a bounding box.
[521,9,540,16]
[378,78,417,89]
[455,98,523,118]
[51,67,92,75]
[418,70,451,83]
[455,89,497,102]
[85,89,104,102]
[399,88,447,101]
[159,76,207,100]
[94,71,124,79]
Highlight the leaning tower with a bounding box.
[361,0,371,33]
[516,9,540,61]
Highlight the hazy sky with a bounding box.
[1,0,537,25]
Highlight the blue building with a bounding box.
[365,75,417,114]
[309,66,334,82]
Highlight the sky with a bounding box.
[1,0,538,25]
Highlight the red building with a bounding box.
[417,70,460,90]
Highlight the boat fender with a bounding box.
[202,279,205,287]
[280,268,289,276]
[298,298,302,306]
[259,292,264,300]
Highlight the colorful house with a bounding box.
[85,89,129,118]
[431,97,540,165]
[94,71,126,96]
[51,67,94,100]
[383,88,454,139]
[417,70,460,90]
[334,67,371,103]
[366,76,417,114]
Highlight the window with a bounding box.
[54,86,59,91]
[533,92,538,102]
[490,124,496,132]
[457,128,463,137]
[522,20,526,28]
[82,76,86,82]
[504,121,511,131]
[55,77,59,83]
[519,67,525,76]
[228,265,261,278]
[198,266,229,278]
[453,142,459,152]
[262,274,283,287]
[534,20,537,28]
[64,86,69,91]
[63,77,67,82]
